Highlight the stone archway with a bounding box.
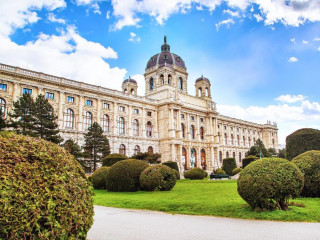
[190,148,197,168]
[200,149,206,170]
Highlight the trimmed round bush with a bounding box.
[242,155,258,168]
[222,158,237,175]
[140,165,177,191]
[106,159,149,192]
[162,161,179,173]
[91,166,110,189]
[204,171,208,178]
[238,158,304,211]
[286,128,320,160]
[232,167,242,175]
[102,153,127,166]
[0,132,93,239]
[292,150,320,197]
[172,169,180,180]
[215,168,226,175]
[184,167,206,180]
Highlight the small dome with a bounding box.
[123,77,137,84]
[196,75,210,84]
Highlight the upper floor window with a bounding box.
[118,117,125,134]
[147,111,152,117]
[181,114,184,119]
[200,127,204,140]
[46,92,54,100]
[103,103,110,109]
[190,116,194,121]
[149,78,154,90]
[67,96,74,103]
[0,84,7,91]
[84,111,92,130]
[119,106,125,112]
[160,74,164,85]
[102,114,110,132]
[23,88,32,95]
[224,133,228,145]
[133,119,139,136]
[224,125,227,130]
[146,121,152,137]
[181,123,185,138]
[134,109,139,114]
[190,125,195,139]
[179,77,183,90]
[200,118,204,123]
[64,108,74,128]
[86,100,93,106]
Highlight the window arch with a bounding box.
[84,111,92,130]
[148,146,153,154]
[231,134,234,145]
[168,74,172,85]
[237,135,240,146]
[198,87,202,97]
[224,133,228,145]
[190,125,195,139]
[243,136,246,146]
[133,119,139,136]
[179,77,183,90]
[200,149,206,170]
[119,144,126,155]
[146,121,152,137]
[150,78,154,90]
[205,87,208,96]
[64,108,74,128]
[200,127,204,140]
[248,137,251,146]
[118,117,125,134]
[181,123,185,138]
[160,74,164,85]
[134,145,140,155]
[102,114,109,132]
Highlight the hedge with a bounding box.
[91,166,110,189]
[162,161,179,173]
[184,168,206,180]
[102,153,127,167]
[222,158,237,175]
[242,155,258,168]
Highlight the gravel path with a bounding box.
[88,206,320,240]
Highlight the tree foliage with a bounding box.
[246,138,271,158]
[63,139,85,169]
[0,108,6,131]
[84,122,110,172]
[130,152,161,164]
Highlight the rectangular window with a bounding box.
[67,96,74,103]
[119,106,125,112]
[46,92,54,100]
[181,114,184,119]
[147,111,152,116]
[86,100,93,106]
[190,116,194,121]
[134,109,139,114]
[0,84,7,91]
[23,88,32,95]
[200,118,204,122]
[103,103,110,109]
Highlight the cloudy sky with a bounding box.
[1,0,320,146]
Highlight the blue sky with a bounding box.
[1,0,320,146]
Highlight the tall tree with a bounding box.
[84,122,110,172]
[10,93,36,136]
[63,139,86,169]
[33,94,62,144]
[246,138,271,158]
[0,107,7,131]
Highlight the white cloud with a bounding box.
[313,37,320,41]
[223,9,240,18]
[215,18,235,31]
[275,94,305,103]
[318,46,320,52]
[130,74,145,96]
[48,13,66,24]
[254,13,263,22]
[288,56,298,62]
[302,40,309,44]
[128,32,141,43]
[106,11,111,19]
[290,38,296,43]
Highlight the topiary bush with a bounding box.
[215,168,226,175]
[91,166,110,189]
[0,132,94,240]
[286,128,320,160]
[238,158,304,211]
[106,159,149,192]
[232,167,242,175]
[102,153,127,166]
[184,167,206,180]
[292,150,320,197]
[162,161,180,173]
[139,165,177,191]
[222,158,237,175]
[242,155,258,168]
[172,169,180,180]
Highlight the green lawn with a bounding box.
[93,179,320,222]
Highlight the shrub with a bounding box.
[286,128,320,160]
[184,167,206,180]
[292,150,320,197]
[140,165,177,191]
[162,161,179,173]
[215,168,226,175]
[242,155,258,168]
[172,169,180,180]
[0,132,93,239]
[91,166,110,189]
[131,152,161,164]
[237,158,304,211]
[102,153,127,167]
[222,158,237,175]
[106,159,149,192]
[203,171,208,178]
[232,168,242,175]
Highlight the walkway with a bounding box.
[88,206,320,240]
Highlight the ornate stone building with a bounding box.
[0,37,278,172]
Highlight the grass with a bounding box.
[93,179,320,222]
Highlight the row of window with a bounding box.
[149,76,184,91]
[218,124,261,136]
[119,144,154,156]
[181,124,205,140]
[219,151,243,163]
[181,114,204,122]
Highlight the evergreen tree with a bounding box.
[33,94,62,144]
[0,107,7,131]
[63,139,86,169]
[10,93,36,136]
[246,138,271,158]
[84,122,110,172]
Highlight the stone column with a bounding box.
[12,83,18,102]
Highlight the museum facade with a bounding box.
[0,38,278,172]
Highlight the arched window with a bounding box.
[253,137,256,144]
[272,139,275,148]
[205,87,208,96]
[219,151,223,163]
[237,135,240,146]
[179,77,183,90]
[134,145,140,155]
[231,134,234,145]
[148,146,153,154]
[239,152,242,162]
[102,114,109,132]
[182,147,187,169]
[198,87,202,97]
[84,111,92,130]
[150,78,154,90]
[200,127,204,140]
[243,136,246,146]
[226,151,229,158]
[119,144,126,155]
[130,89,135,94]
[201,149,206,170]
[248,137,251,146]
[160,74,164,85]
[0,98,6,116]
[168,74,172,85]
[146,121,152,137]
[181,123,185,138]
[224,133,228,145]
[218,132,221,143]
[133,119,139,136]
[233,152,236,159]
[190,125,195,139]
[64,108,74,128]
[118,117,125,134]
